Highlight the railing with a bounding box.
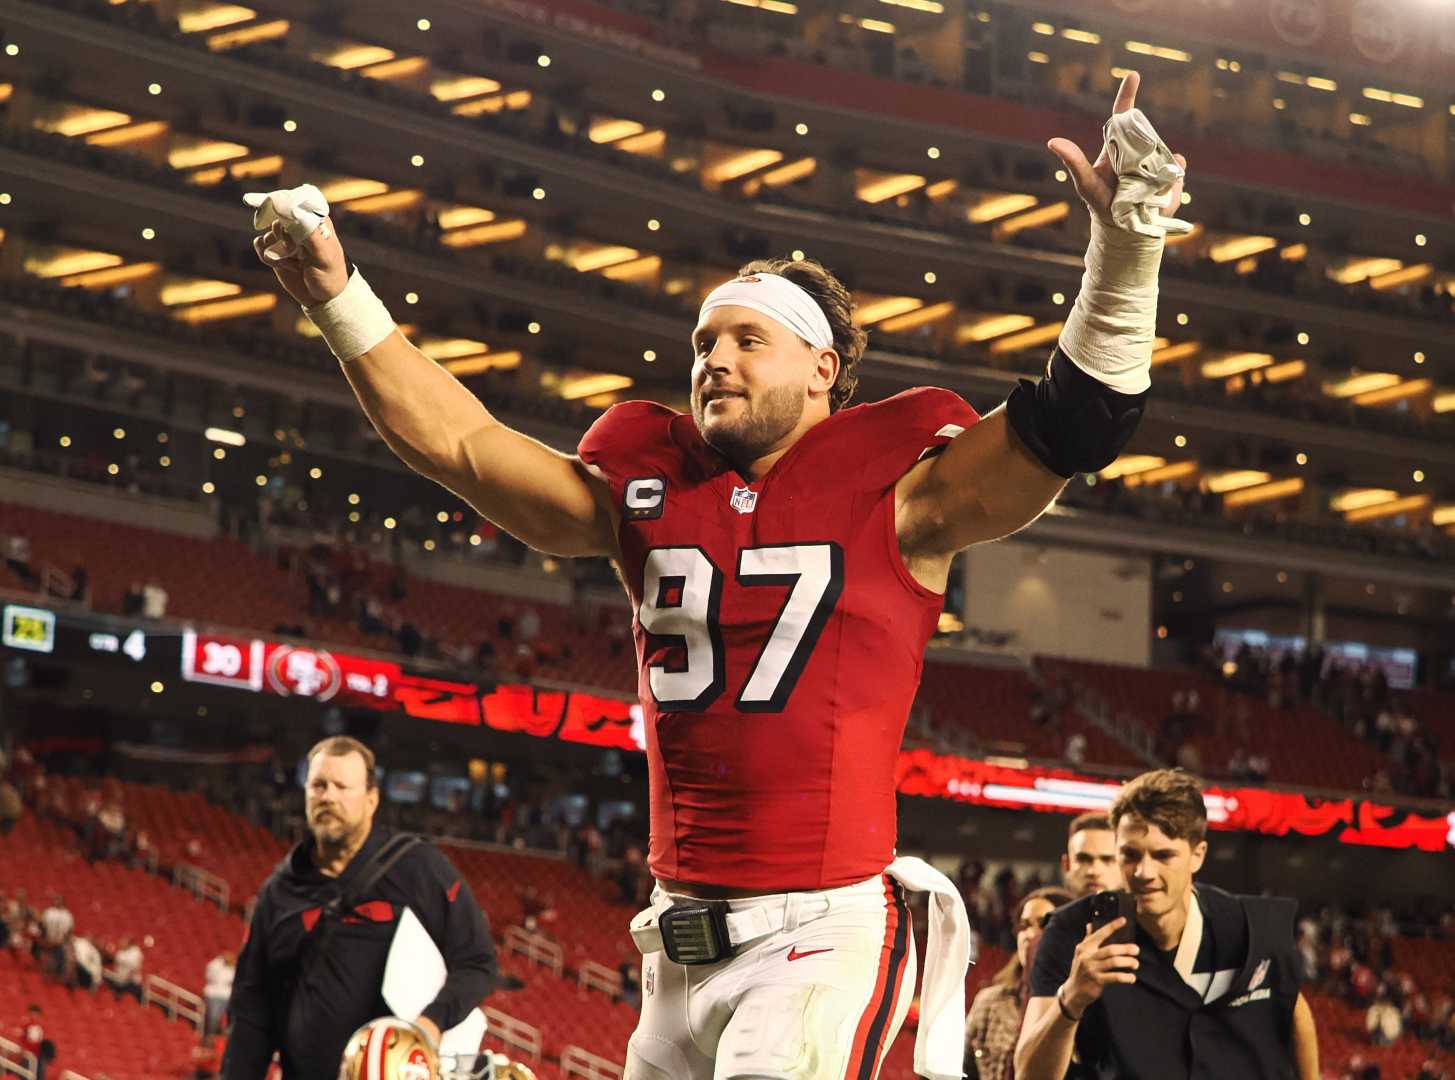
[0,1035,36,1080]
[561,1046,625,1080]
[577,960,622,998]
[144,974,205,1031]
[502,925,564,978]
[173,862,230,910]
[481,1007,542,1061]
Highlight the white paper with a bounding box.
[383,907,447,1019]
[383,907,489,1058]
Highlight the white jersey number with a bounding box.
[638,543,844,712]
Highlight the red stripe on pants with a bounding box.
[842,876,906,1080]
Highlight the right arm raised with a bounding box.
[341,330,617,557]
[253,213,617,558]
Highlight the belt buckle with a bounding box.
[658,900,732,965]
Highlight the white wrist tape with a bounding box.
[1058,217,1164,395]
[303,268,397,363]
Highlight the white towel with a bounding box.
[887,856,974,1080]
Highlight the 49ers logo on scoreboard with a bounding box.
[266,645,343,700]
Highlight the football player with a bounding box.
[252,73,1186,1080]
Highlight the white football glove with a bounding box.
[243,183,331,262]
[1103,109,1193,239]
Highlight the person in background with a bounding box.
[1366,986,1402,1047]
[71,934,103,992]
[966,886,1074,1080]
[1018,769,1319,1080]
[222,737,497,1079]
[1061,812,1122,898]
[0,773,21,836]
[18,1004,47,1080]
[109,936,144,1002]
[38,896,73,979]
[204,951,236,1036]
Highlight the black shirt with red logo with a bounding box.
[221,824,497,1079]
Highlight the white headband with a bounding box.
[699,273,834,350]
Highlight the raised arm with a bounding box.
[896,72,1186,581]
[249,194,617,559]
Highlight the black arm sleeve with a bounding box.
[220,895,279,1080]
[1028,906,1083,999]
[417,849,499,1033]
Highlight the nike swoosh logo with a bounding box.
[787,946,834,962]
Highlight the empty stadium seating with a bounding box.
[1305,988,1453,1079]
[1037,657,1388,791]
[0,948,204,1080]
[42,774,284,908]
[3,812,246,993]
[917,660,1144,769]
[0,500,636,694]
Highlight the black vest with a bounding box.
[1074,884,1301,1080]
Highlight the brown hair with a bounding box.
[735,256,866,412]
[1067,811,1112,841]
[1109,768,1206,845]
[306,736,378,789]
[992,886,1075,991]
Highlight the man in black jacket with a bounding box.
[221,737,497,1079]
[1015,768,1319,1080]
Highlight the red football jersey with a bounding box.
[578,387,979,890]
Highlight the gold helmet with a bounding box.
[339,1018,439,1080]
[490,1057,537,1080]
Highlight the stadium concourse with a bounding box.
[1,0,1455,1077]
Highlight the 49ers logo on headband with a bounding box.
[737,275,761,283]
[266,645,343,701]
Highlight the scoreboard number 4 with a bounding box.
[637,543,844,712]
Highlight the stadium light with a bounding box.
[205,427,245,447]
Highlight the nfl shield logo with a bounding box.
[730,486,758,514]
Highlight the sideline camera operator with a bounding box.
[1015,768,1319,1080]
[222,737,497,1079]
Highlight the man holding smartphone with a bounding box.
[1015,769,1320,1080]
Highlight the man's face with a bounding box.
[1062,826,1122,896]
[1117,816,1206,920]
[689,305,833,465]
[305,751,378,849]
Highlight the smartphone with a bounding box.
[1088,889,1137,946]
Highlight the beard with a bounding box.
[692,382,804,466]
[308,807,357,849]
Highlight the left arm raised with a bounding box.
[896,405,1066,563]
[896,71,1188,588]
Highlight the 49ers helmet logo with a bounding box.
[266,645,343,700]
[399,1048,432,1080]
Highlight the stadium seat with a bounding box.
[1036,658,1386,790]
